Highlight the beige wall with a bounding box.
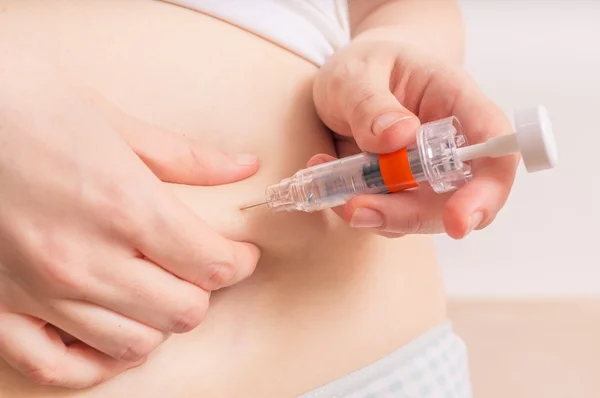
[437,2,600,396]
[449,300,600,398]
[436,0,600,299]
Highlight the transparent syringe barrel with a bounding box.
[266,116,473,214]
[266,153,388,213]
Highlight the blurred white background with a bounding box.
[435,0,600,298]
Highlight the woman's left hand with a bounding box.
[312,39,519,239]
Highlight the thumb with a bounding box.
[84,85,259,186]
[316,60,420,154]
[346,79,420,154]
[120,118,259,186]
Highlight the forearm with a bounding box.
[348,0,465,64]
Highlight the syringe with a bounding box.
[241,105,557,214]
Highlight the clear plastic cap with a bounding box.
[266,177,296,213]
[416,116,473,194]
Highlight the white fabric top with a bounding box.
[166,0,351,65]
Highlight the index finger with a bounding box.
[314,49,421,154]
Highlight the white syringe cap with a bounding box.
[514,105,558,172]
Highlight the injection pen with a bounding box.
[241,105,557,214]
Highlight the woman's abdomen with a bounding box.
[0,1,446,396]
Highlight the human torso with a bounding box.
[0,1,446,397]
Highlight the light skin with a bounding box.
[0,0,517,389]
[312,0,518,239]
[0,46,260,388]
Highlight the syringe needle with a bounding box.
[240,201,269,211]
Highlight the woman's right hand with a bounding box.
[0,48,261,388]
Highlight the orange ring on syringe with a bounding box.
[378,148,419,193]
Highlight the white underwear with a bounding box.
[162,0,351,66]
[299,322,472,398]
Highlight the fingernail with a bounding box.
[373,112,413,136]
[350,208,384,229]
[234,153,257,166]
[466,211,484,236]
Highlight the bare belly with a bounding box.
[0,1,446,397]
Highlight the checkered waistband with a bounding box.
[299,322,472,398]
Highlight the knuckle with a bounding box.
[88,179,150,240]
[349,86,377,121]
[202,260,236,291]
[28,236,86,293]
[329,64,352,88]
[390,211,424,235]
[405,212,424,234]
[329,58,368,88]
[47,265,85,293]
[110,205,145,240]
[118,331,162,362]
[21,359,60,386]
[170,292,209,333]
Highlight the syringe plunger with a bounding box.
[456,105,557,172]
